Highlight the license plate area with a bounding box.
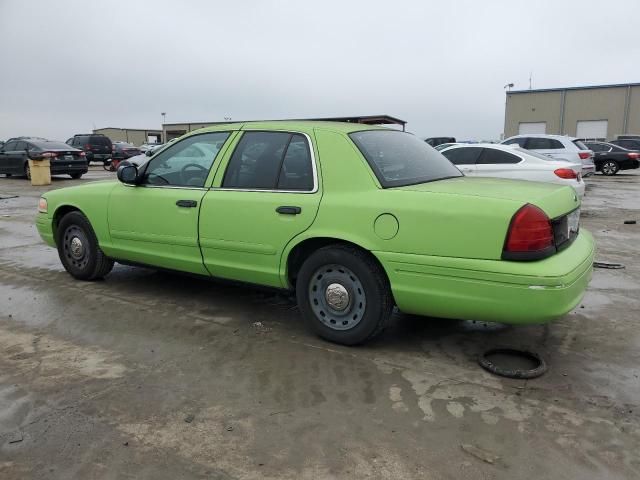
[553,208,580,250]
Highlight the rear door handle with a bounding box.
[276,206,301,215]
[176,199,198,208]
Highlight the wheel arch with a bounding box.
[283,235,392,295]
[52,204,86,240]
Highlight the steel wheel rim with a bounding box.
[62,225,90,269]
[309,264,366,331]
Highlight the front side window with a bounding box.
[477,148,521,164]
[3,141,18,151]
[503,137,528,147]
[141,132,230,187]
[349,130,462,187]
[222,131,314,191]
[527,137,564,150]
[441,147,482,165]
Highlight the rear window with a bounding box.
[90,135,112,146]
[573,140,588,150]
[349,130,462,188]
[30,141,75,150]
[526,137,564,150]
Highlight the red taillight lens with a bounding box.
[40,152,58,158]
[578,152,591,160]
[78,151,86,157]
[85,144,91,149]
[554,168,577,179]
[504,204,553,254]
[628,152,640,159]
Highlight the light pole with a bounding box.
[503,84,514,140]
[161,112,166,143]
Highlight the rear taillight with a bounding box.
[78,151,86,157]
[554,168,577,179]
[628,152,640,159]
[578,152,591,160]
[85,144,91,150]
[40,152,58,158]
[503,204,554,260]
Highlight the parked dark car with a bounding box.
[0,138,88,179]
[111,142,141,160]
[66,134,112,164]
[425,136,456,147]
[610,138,640,151]
[583,141,640,175]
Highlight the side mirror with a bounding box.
[117,163,139,185]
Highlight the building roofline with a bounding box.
[94,127,162,132]
[508,82,640,95]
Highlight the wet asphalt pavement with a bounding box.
[0,167,639,479]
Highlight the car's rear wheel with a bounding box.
[602,160,619,176]
[24,162,30,180]
[56,211,114,280]
[296,245,393,345]
[70,173,83,179]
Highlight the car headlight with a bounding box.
[38,197,48,213]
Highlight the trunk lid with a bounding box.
[395,176,580,219]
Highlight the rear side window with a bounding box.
[74,135,89,145]
[441,147,482,165]
[222,132,314,191]
[14,141,27,151]
[477,148,521,164]
[586,142,607,152]
[503,137,528,147]
[527,138,564,149]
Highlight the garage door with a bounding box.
[576,120,608,140]
[518,122,546,134]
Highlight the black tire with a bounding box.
[601,160,619,176]
[70,173,83,179]
[24,162,30,180]
[295,244,393,345]
[56,211,114,280]
[5,173,11,177]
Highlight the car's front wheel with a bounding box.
[601,160,619,176]
[296,245,393,345]
[56,211,114,280]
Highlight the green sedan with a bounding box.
[36,121,594,345]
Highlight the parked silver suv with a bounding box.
[501,134,595,176]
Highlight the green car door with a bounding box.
[107,131,234,274]
[199,130,322,287]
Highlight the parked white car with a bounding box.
[501,134,595,177]
[440,143,585,197]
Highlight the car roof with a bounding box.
[506,133,576,140]
[190,120,390,135]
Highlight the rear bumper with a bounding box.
[375,229,595,324]
[582,164,596,177]
[50,162,88,175]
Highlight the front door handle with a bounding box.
[176,199,197,208]
[276,206,301,215]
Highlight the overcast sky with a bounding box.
[1,0,639,142]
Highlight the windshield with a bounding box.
[349,130,462,188]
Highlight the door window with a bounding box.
[140,132,230,187]
[14,141,27,151]
[503,137,528,147]
[2,141,18,151]
[477,148,521,164]
[441,147,482,165]
[526,137,564,149]
[222,131,315,191]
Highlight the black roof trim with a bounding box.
[162,114,406,127]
